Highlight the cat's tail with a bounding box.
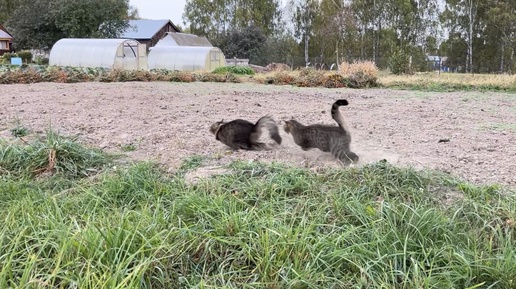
[331,99,350,132]
[253,116,282,144]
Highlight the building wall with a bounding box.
[0,39,10,56]
[138,23,181,52]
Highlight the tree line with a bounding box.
[0,0,139,51]
[183,0,516,74]
[1,0,515,74]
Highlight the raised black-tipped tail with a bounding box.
[331,99,350,130]
[333,99,349,107]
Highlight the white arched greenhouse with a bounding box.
[148,46,226,72]
[49,38,148,70]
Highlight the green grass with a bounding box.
[0,130,112,179]
[0,136,515,288]
[213,66,255,75]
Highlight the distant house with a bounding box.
[121,19,181,52]
[427,55,449,72]
[155,32,213,47]
[0,24,13,56]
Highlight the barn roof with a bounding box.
[121,19,180,39]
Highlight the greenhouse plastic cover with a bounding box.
[148,46,219,71]
[49,38,138,68]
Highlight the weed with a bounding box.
[9,119,29,138]
[0,129,112,179]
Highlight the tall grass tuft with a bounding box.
[0,129,111,179]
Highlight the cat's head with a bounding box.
[283,119,300,134]
[209,119,225,135]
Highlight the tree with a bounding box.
[6,0,133,49]
[183,0,281,39]
[484,0,516,73]
[223,26,268,65]
[442,0,480,73]
[289,0,319,66]
[0,0,21,23]
[6,0,63,49]
[316,0,357,67]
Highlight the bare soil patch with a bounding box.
[1,82,515,188]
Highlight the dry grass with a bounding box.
[339,60,379,79]
[379,72,516,91]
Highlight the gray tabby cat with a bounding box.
[210,116,282,150]
[283,99,359,164]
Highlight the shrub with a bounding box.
[213,65,255,75]
[268,71,295,85]
[34,56,49,65]
[324,73,347,88]
[294,67,326,87]
[1,52,16,62]
[17,50,33,63]
[339,60,379,88]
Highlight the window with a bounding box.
[0,41,8,49]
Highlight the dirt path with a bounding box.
[1,81,515,188]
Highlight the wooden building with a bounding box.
[121,19,181,52]
[0,24,13,56]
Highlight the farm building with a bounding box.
[155,32,213,47]
[0,24,13,56]
[49,38,147,70]
[148,46,226,72]
[120,19,181,51]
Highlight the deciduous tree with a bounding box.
[6,0,133,49]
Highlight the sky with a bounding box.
[129,0,187,26]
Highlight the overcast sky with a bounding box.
[129,0,187,26]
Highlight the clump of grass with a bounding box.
[213,66,255,75]
[9,119,29,138]
[0,158,514,288]
[339,60,379,88]
[0,129,112,179]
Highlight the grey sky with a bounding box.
[129,0,187,26]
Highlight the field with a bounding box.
[1,81,515,187]
[1,81,515,288]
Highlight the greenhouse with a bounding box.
[148,46,226,72]
[49,38,148,70]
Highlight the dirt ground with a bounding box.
[1,81,515,188]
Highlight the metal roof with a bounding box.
[121,19,177,39]
[156,32,213,47]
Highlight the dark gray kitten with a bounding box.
[283,99,359,164]
[210,116,282,150]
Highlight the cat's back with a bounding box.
[218,119,254,141]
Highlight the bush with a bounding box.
[17,50,33,63]
[34,56,49,65]
[339,60,379,88]
[294,67,326,87]
[213,65,255,75]
[1,52,16,62]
